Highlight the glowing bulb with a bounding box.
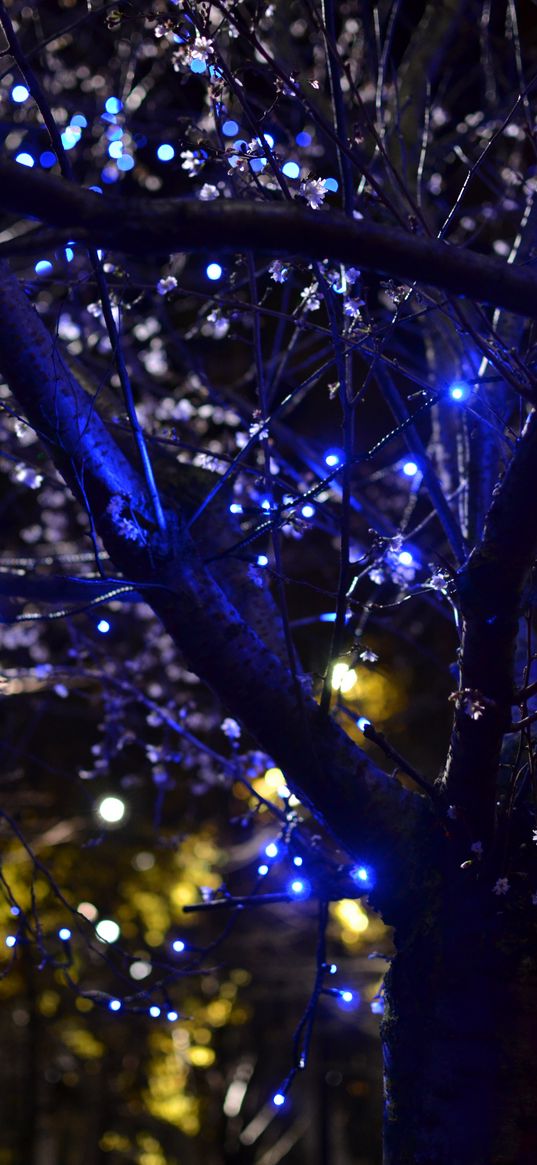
[157,143,175,162]
[293,856,303,867]
[256,554,269,567]
[357,717,370,732]
[5,936,16,948]
[12,84,29,103]
[130,960,151,980]
[222,119,239,136]
[15,152,34,167]
[340,989,354,1004]
[301,503,315,518]
[331,663,357,693]
[265,843,279,859]
[58,928,72,941]
[206,262,223,281]
[258,864,269,876]
[35,261,52,275]
[324,449,343,468]
[290,878,307,896]
[351,866,370,884]
[167,1010,178,1022]
[229,503,243,514]
[149,1005,161,1018]
[398,551,413,567]
[97,619,110,634]
[97,795,125,824]
[282,161,300,179]
[449,381,470,402]
[402,460,418,476]
[108,998,122,1011]
[105,96,122,114]
[95,919,120,944]
[273,1092,286,1107]
[172,939,186,953]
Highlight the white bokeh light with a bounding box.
[97,795,126,824]
[95,919,120,944]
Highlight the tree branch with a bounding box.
[0,259,433,924]
[442,408,537,838]
[1,161,537,320]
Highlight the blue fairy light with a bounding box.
[35,261,53,276]
[398,550,413,567]
[229,503,243,514]
[256,554,269,567]
[357,717,371,732]
[222,119,239,136]
[324,448,343,468]
[172,939,186,953]
[105,96,122,114]
[108,141,123,159]
[206,262,223,281]
[350,865,371,887]
[167,1010,179,1022]
[15,152,34,167]
[293,856,303,867]
[273,1092,286,1107]
[58,928,72,941]
[117,154,135,172]
[61,127,81,151]
[324,177,339,191]
[402,460,418,477]
[449,381,470,402]
[157,143,175,162]
[5,935,16,948]
[339,989,354,1004]
[265,842,278,858]
[40,151,57,168]
[329,963,337,974]
[108,999,122,1011]
[258,864,269,876]
[289,878,310,898]
[190,58,207,73]
[11,84,29,103]
[149,1005,161,1018]
[371,998,384,1015]
[282,161,300,179]
[71,113,88,128]
[296,130,311,146]
[97,619,110,634]
[301,503,315,519]
[10,907,20,917]
[101,166,119,184]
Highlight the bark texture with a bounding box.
[382,876,537,1164]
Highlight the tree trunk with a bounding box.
[381,874,537,1164]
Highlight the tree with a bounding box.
[1,0,537,1161]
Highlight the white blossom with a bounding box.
[157,276,178,296]
[221,717,241,741]
[268,259,289,283]
[299,178,326,209]
[199,183,219,200]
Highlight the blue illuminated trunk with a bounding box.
[381,880,537,1164]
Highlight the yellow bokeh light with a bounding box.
[264,767,284,789]
[188,1046,216,1068]
[331,662,358,693]
[332,898,369,935]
